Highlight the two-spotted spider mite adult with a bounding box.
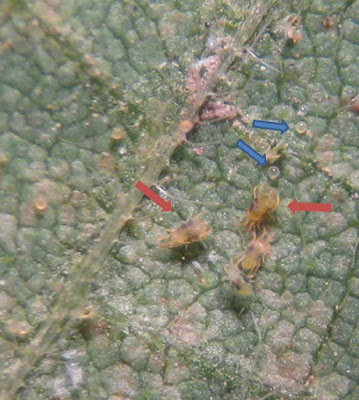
[236,230,274,278]
[224,259,254,296]
[242,183,279,232]
[157,217,212,249]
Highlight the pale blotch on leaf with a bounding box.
[72,305,96,320]
[6,319,32,340]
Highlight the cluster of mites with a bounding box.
[157,183,279,295]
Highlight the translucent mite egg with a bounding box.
[118,145,127,155]
[110,127,125,141]
[295,121,307,134]
[206,34,218,50]
[268,166,280,180]
[297,105,309,116]
[0,152,8,166]
[33,196,48,212]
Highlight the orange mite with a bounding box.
[347,95,359,113]
[238,230,274,277]
[158,217,212,248]
[242,183,279,232]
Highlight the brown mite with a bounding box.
[157,217,212,248]
[323,16,336,29]
[284,14,302,44]
[224,259,253,296]
[242,183,280,232]
[237,230,274,277]
[347,95,359,113]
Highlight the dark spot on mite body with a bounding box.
[180,219,194,230]
[233,282,241,291]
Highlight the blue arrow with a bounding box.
[252,119,289,134]
[236,139,266,166]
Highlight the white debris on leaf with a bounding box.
[207,250,220,264]
[66,361,84,388]
[184,55,221,102]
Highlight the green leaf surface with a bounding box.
[0,0,358,399]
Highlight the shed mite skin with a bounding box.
[224,259,253,296]
[242,183,280,232]
[266,141,287,164]
[237,230,274,277]
[157,217,212,249]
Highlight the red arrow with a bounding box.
[288,198,332,214]
[135,181,172,212]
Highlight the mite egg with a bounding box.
[118,145,127,155]
[33,196,48,213]
[295,121,307,134]
[179,119,194,134]
[268,166,280,180]
[0,152,8,166]
[110,127,125,141]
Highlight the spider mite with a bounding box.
[238,230,274,277]
[224,259,253,296]
[157,216,212,249]
[242,183,279,232]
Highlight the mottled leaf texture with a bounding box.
[0,0,358,399]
